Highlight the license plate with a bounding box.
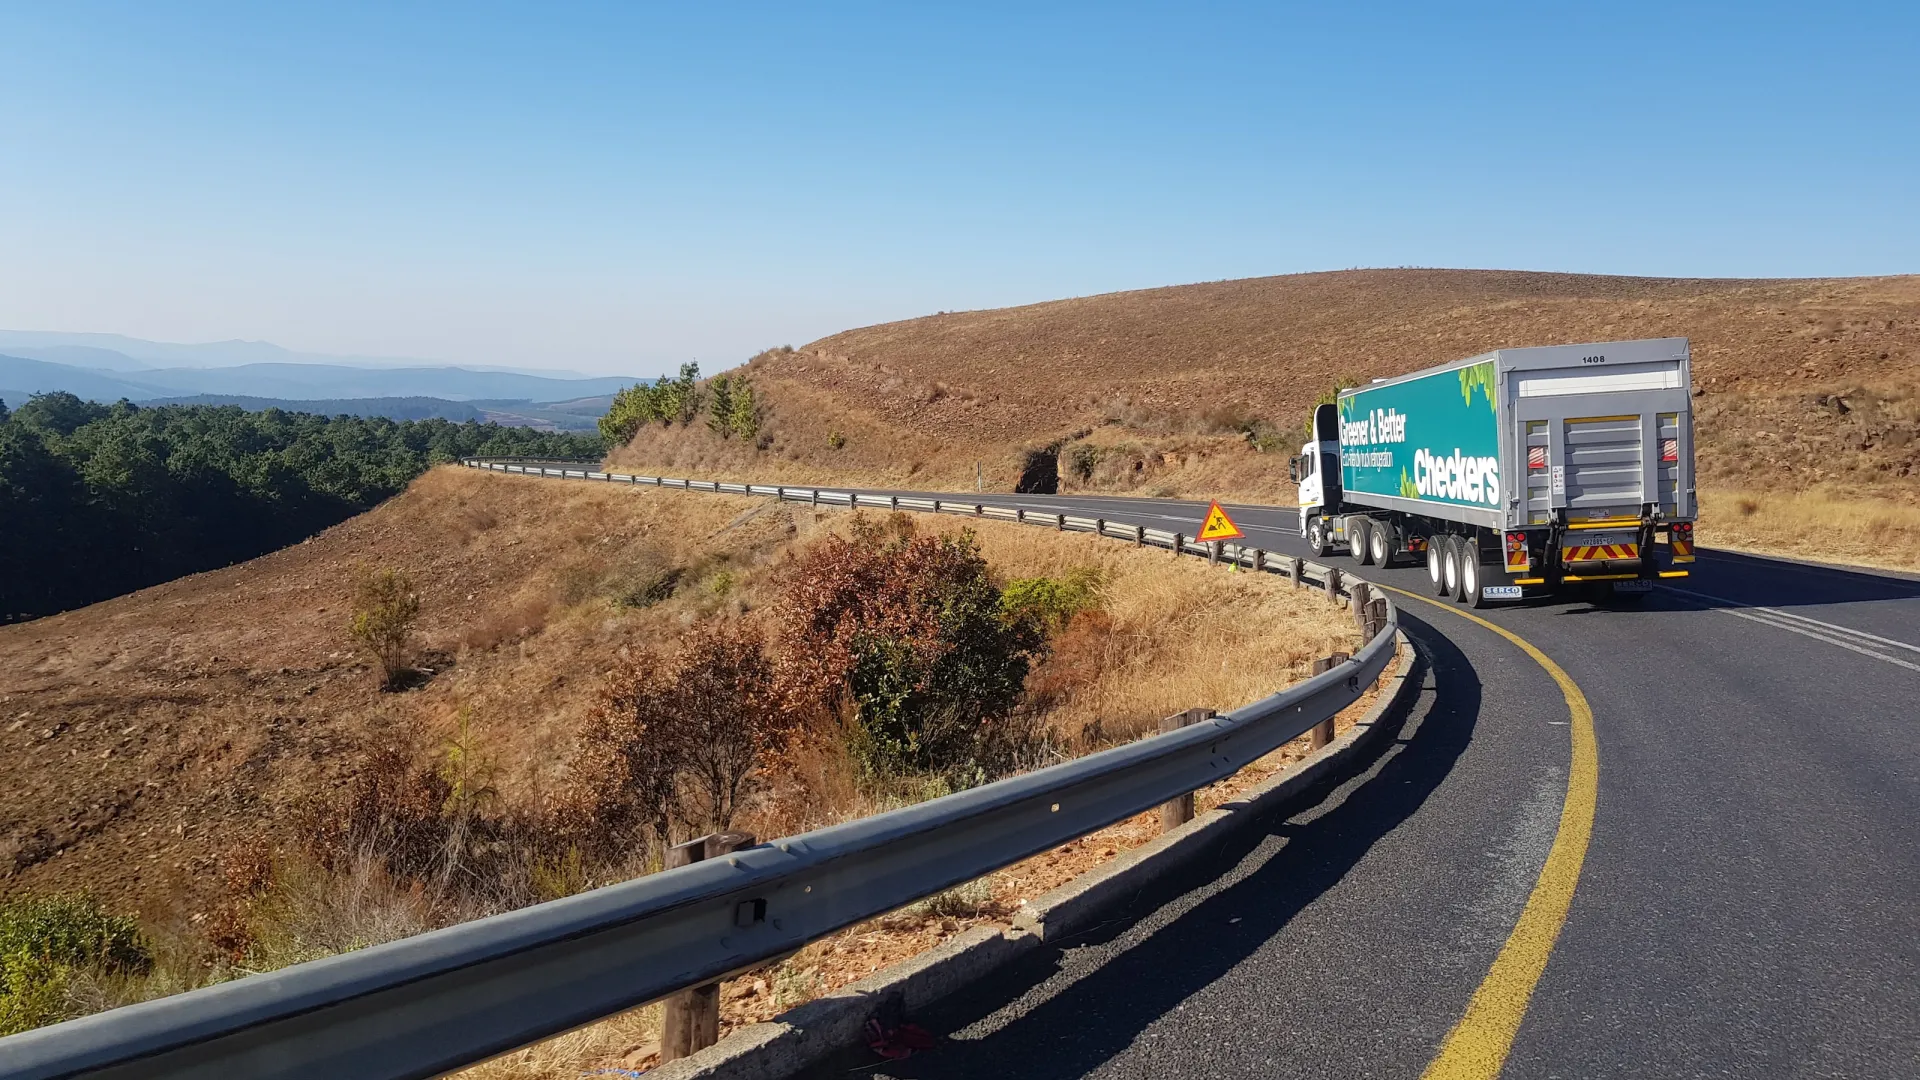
[1611,579,1653,593]
[1481,585,1523,600]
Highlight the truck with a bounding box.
[1291,337,1696,606]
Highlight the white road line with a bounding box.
[1665,585,1920,674]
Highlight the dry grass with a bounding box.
[1698,487,1920,572]
[447,496,1365,1080]
[609,268,1920,550]
[2,464,1359,1071]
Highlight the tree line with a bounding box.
[598,363,760,446]
[0,392,602,622]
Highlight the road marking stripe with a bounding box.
[1663,585,1920,672]
[1713,608,1920,674]
[1375,584,1597,1080]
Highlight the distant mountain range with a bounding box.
[1,347,644,413]
[131,394,613,431]
[0,329,618,379]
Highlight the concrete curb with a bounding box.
[649,629,1420,1079]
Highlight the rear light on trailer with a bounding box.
[1504,531,1531,573]
[1661,438,1679,463]
[1670,521,1694,560]
[1528,446,1548,470]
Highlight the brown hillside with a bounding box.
[610,269,1920,565]
[0,468,1354,922]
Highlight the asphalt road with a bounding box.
[785,486,1920,1080]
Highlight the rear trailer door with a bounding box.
[1505,339,1694,526]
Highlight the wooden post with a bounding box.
[1366,597,1389,642]
[1017,508,1026,524]
[889,495,899,511]
[1351,581,1373,639]
[1095,517,1105,537]
[1290,556,1303,588]
[975,503,983,516]
[1158,708,1214,832]
[1055,513,1065,531]
[1135,524,1145,547]
[1325,567,1341,605]
[1254,549,1266,573]
[1308,655,1348,749]
[660,831,757,1062]
[1172,532,1184,556]
[809,489,818,507]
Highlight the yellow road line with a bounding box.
[1374,584,1598,1080]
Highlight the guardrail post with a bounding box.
[933,499,941,513]
[1365,597,1389,643]
[1095,517,1105,537]
[1172,532,1184,556]
[1350,581,1372,637]
[890,495,899,511]
[974,503,983,516]
[1135,524,1145,547]
[1308,655,1348,749]
[661,830,757,1062]
[1254,549,1266,573]
[1017,508,1026,524]
[1158,708,1214,832]
[1324,566,1341,604]
[1055,513,1065,531]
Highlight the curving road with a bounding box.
[791,488,1920,1080]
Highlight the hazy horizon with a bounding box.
[4,4,1915,379]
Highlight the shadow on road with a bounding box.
[817,612,1480,1080]
[1681,548,1920,606]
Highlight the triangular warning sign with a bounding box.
[1196,500,1243,542]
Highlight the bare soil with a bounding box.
[612,268,1920,565]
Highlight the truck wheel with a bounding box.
[1441,536,1461,598]
[1307,519,1330,558]
[1428,535,1448,594]
[1353,519,1375,565]
[1370,521,1394,567]
[1460,535,1485,607]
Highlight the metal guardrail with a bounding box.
[0,460,1397,1080]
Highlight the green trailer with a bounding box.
[1291,337,1697,606]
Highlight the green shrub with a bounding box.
[1000,566,1106,637]
[1065,443,1100,483]
[348,567,421,690]
[726,377,759,441]
[777,519,1043,783]
[0,895,151,1035]
[706,375,736,437]
[826,430,846,450]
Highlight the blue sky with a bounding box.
[2,3,1914,376]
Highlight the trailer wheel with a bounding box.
[1369,520,1394,567]
[1460,534,1486,607]
[1441,536,1461,598]
[1428,535,1448,594]
[1353,519,1375,565]
[1307,518,1330,558]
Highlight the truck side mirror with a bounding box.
[1288,458,1300,482]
